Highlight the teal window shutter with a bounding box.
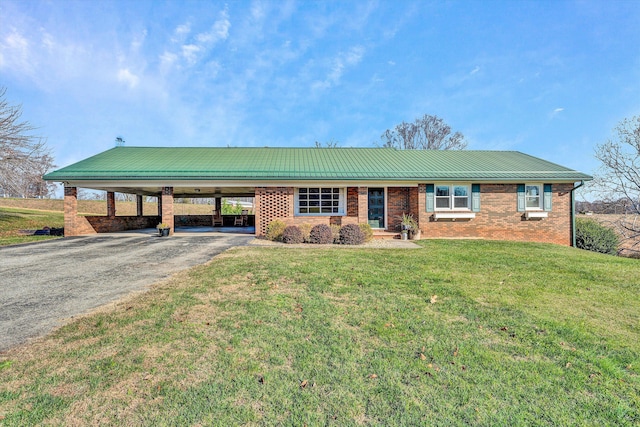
[472,184,481,212]
[544,184,552,211]
[426,184,434,212]
[517,184,525,212]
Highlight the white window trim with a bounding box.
[433,212,476,221]
[525,183,543,211]
[295,187,346,216]
[434,183,472,211]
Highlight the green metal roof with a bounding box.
[44,147,592,182]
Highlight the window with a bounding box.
[525,184,542,210]
[296,187,344,215]
[435,184,470,210]
[517,183,552,213]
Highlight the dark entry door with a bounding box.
[368,188,385,229]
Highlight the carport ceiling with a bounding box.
[83,185,256,198]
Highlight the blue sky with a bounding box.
[1,0,639,181]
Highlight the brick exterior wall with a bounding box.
[61,183,575,246]
[419,183,574,246]
[387,187,420,232]
[347,187,358,216]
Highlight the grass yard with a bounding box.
[0,240,638,426]
[0,207,64,246]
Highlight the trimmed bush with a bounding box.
[309,224,333,244]
[575,217,619,255]
[282,225,304,244]
[330,224,341,243]
[339,223,365,245]
[298,223,312,243]
[358,223,373,242]
[265,219,286,242]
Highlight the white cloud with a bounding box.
[314,46,365,90]
[160,51,178,67]
[117,68,139,88]
[0,30,31,73]
[550,107,565,119]
[470,66,480,75]
[175,23,191,36]
[182,44,200,65]
[197,10,231,43]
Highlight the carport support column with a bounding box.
[161,186,174,235]
[64,186,80,237]
[136,195,143,217]
[106,191,116,218]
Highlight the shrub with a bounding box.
[358,223,373,242]
[339,223,365,245]
[330,224,341,243]
[298,223,312,243]
[265,219,286,242]
[282,225,304,244]
[575,217,619,255]
[309,224,333,244]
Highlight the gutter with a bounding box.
[570,180,585,247]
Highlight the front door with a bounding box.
[368,188,385,229]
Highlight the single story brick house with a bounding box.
[44,147,591,246]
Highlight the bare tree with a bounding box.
[592,115,640,256]
[0,87,56,198]
[380,114,467,150]
[314,139,340,148]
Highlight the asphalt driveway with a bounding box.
[0,231,253,352]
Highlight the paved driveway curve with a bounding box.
[0,232,252,352]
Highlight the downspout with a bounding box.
[570,180,585,247]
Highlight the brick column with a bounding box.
[358,187,368,225]
[161,187,174,234]
[64,186,79,236]
[418,184,427,233]
[254,189,263,236]
[136,195,143,217]
[106,191,116,218]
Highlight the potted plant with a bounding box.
[157,222,170,237]
[400,213,420,240]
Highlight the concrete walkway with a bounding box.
[0,232,252,352]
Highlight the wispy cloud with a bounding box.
[551,107,564,118]
[312,46,365,91]
[117,68,139,88]
[196,9,231,44]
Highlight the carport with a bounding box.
[44,147,260,236]
[59,184,256,236]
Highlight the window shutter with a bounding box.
[471,184,481,212]
[543,184,552,211]
[517,184,525,212]
[426,184,434,212]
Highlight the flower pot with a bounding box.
[158,228,170,237]
[401,230,409,241]
[410,230,421,240]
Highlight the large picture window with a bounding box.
[435,184,470,210]
[296,187,345,215]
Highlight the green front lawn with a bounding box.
[0,207,63,246]
[0,240,638,425]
